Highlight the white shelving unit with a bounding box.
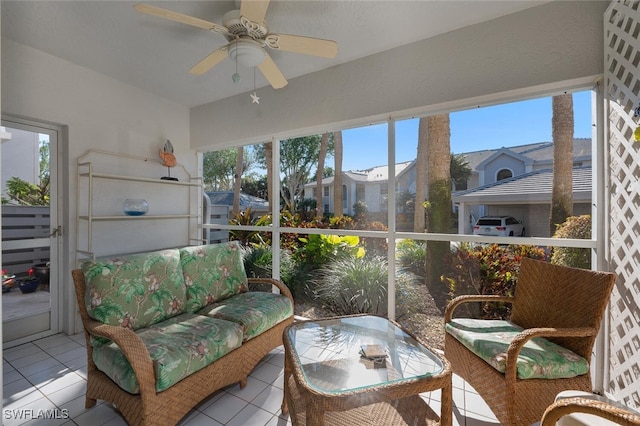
[76,150,202,261]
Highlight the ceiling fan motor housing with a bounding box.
[223,9,268,41]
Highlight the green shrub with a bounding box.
[241,244,298,295]
[297,233,364,269]
[313,255,389,316]
[442,243,546,319]
[551,215,591,269]
[313,255,422,317]
[396,239,427,279]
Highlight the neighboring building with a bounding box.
[205,191,269,214]
[304,139,592,236]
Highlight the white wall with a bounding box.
[191,1,607,150]
[1,127,39,196]
[1,39,193,334]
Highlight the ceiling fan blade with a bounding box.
[265,34,337,58]
[240,0,270,25]
[134,4,228,35]
[258,53,288,89]
[189,47,229,75]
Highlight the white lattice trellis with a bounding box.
[605,0,640,409]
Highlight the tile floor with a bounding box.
[2,332,501,426]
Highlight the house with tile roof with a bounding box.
[305,139,593,236]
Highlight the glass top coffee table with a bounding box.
[281,315,451,426]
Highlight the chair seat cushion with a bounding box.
[445,319,589,380]
[198,292,293,341]
[92,313,243,393]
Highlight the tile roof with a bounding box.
[452,166,592,204]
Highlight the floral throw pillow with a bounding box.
[179,242,248,313]
[82,249,186,330]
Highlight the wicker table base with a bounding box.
[284,375,441,426]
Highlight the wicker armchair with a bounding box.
[444,257,616,425]
[541,391,640,425]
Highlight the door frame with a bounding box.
[2,115,65,347]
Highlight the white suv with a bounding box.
[473,216,525,237]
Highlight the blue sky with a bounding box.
[338,90,593,171]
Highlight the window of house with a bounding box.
[323,186,329,197]
[497,168,513,181]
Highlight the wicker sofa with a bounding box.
[72,241,294,426]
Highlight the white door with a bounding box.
[1,117,62,346]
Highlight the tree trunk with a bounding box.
[333,131,343,217]
[265,142,273,212]
[414,118,428,232]
[316,133,329,220]
[550,94,574,236]
[426,114,451,311]
[232,146,243,215]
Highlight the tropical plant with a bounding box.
[2,175,50,206]
[551,214,591,269]
[313,255,389,316]
[442,243,547,318]
[396,239,427,279]
[297,233,364,269]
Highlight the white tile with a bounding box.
[3,343,40,362]
[62,353,87,371]
[3,378,45,409]
[45,378,87,407]
[1,396,57,426]
[227,376,269,402]
[200,392,249,424]
[52,347,86,364]
[4,359,16,372]
[57,394,100,420]
[265,414,292,426]
[15,357,64,378]
[38,371,84,396]
[180,411,223,426]
[251,385,285,415]
[251,361,284,385]
[72,402,121,426]
[33,334,77,351]
[43,341,84,358]
[8,350,51,370]
[226,403,275,426]
[25,365,73,388]
[4,369,24,386]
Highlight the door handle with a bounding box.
[49,226,62,238]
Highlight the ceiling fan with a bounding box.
[134,1,338,89]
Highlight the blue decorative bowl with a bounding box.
[123,199,149,216]
[19,277,41,293]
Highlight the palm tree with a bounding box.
[265,142,273,212]
[232,145,244,215]
[414,118,429,232]
[550,94,574,235]
[333,131,343,217]
[316,133,329,220]
[426,113,451,272]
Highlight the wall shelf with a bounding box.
[76,150,202,262]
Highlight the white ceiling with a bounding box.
[1,1,548,108]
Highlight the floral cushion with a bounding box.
[198,292,293,341]
[445,318,589,380]
[179,242,249,313]
[92,313,243,393]
[82,249,186,330]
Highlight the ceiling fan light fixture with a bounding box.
[228,40,266,68]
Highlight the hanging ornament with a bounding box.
[250,68,260,104]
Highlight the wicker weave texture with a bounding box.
[444,258,616,425]
[541,397,640,426]
[72,269,294,426]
